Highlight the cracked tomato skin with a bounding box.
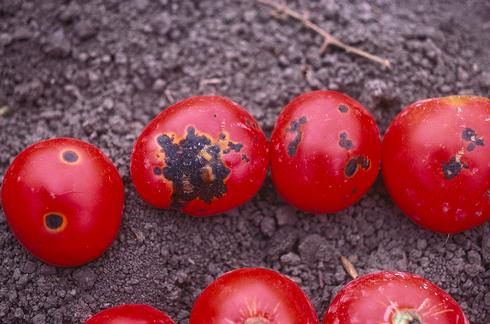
[85,304,174,324]
[130,96,269,217]
[323,271,468,324]
[270,90,381,213]
[1,138,124,267]
[189,268,319,324]
[382,96,490,233]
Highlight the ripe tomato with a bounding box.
[189,267,319,324]
[85,304,174,324]
[323,271,468,324]
[270,90,381,213]
[382,96,490,233]
[1,138,124,267]
[130,96,269,216]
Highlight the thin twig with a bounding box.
[340,255,359,280]
[257,0,391,68]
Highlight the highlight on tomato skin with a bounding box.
[84,304,174,324]
[130,95,269,217]
[322,271,468,324]
[270,90,381,214]
[1,138,124,267]
[189,267,319,324]
[382,95,490,233]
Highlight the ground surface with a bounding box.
[0,0,489,323]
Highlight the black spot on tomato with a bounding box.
[462,127,484,151]
[62,150,78,163]
[338,104,348,113]
[345,159,358,177]
[45,214,63,230]
[153,167,162,175]
[242,154,250,162]
[219,133,226,140]
[226,141,243,153]
[156,127,231,207]
[339,132,353,150]
[442,156,468,180]
[287,116,307,156]
[357,156,370,170]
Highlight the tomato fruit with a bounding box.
[323,271,468,324]
[270,90,381,213]
[1,138,124,267]
[130,96,269,216]
[189,267,319,324]
[382,96,490,233]
[85,304,174,324]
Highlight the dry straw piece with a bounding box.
[257,0,391,68]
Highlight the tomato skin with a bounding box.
[130,96,269,217]
[270,90,381,213]
[1,138,124,267]
[382,96,490,233]
[84,304,174,324]
[189,268,319,324]
[323,271,468,324]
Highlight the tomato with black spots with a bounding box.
[323,271,468,324]
[130,96,269,216]
[382,96,490,233]
[189,268,319,324]
[270,90,381,213]
[85,304,174,324]
[1,138,124,267]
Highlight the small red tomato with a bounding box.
[130,96,269,216]
[382,96,490,233]
[270,90,381,213]
[1,138,124,267]
[189,267,319,324]
[323,271,468,324]
[85,304,174,324]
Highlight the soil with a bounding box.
[0,0,489,323]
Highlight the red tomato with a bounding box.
[270,90,381,213]
[130,96,269,216]
[1,138,124,267]
[85,304,174,324]
[382,96,490,233]
[189,267,319,324]
[323,271,468,324]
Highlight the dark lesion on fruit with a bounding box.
[461,127,484,152]
[156,126,232,207]
[62,150,78,163]
[338,104,349,113]
[442,156,468,180]
[287,116,307,156]
[242,154,250,162]
[339,132,353,150]
[344,156,371,177]
[223,141,243,154]
[45,213,64,230]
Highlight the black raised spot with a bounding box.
[442,157,468,180]
[287,116,307,156]
[339,104,348,113]
[462,128,476,141]
[62,150,78,163]
[357,156,370,170]
[242,154,250,162]
[345,159,358,177]
[219,133,226,140]
[339,132,353,150]
[461,127,484,149]
[156,126,231,207]
[45,214,63,230]
[153,167,162,175]
[227,141,243,153]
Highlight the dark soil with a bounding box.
[1,0,489,323]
